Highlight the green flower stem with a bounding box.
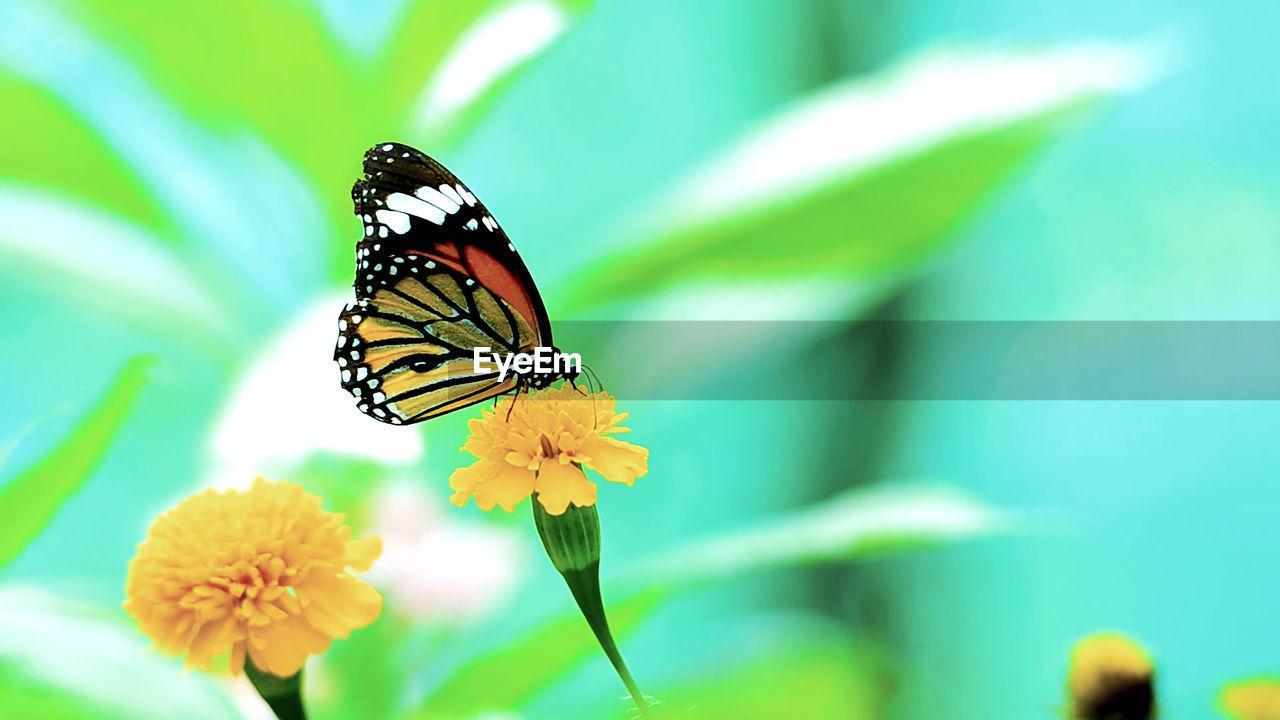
[532,496,653,719]
[245,656,308,720]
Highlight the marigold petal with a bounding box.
[449,459,499,507]
[578,435,649,487]
[229,640,246,676]
[534,462,598,515]
[298,573,383,637]
[345,535,382,573]
[248,614,332,676]
[475,464,537,512]
[186,615,239,671]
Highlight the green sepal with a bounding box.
[245,656,308,720]
[531,496,601,573]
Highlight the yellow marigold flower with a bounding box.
[124,478,382,677]
[1067,633,1155,720]
[1222,677,1280,720]
[449,386,648,515]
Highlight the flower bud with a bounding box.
[531,492,651,718]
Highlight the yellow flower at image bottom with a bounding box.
[125,478,382,677]
[1067,633,1154,720]
[1222,677,1280,720]
[450,386,648,515]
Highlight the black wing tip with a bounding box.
[363,141,425,167]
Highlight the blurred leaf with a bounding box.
[636,485,1003,585]
[415,588,664,719]
[0,663,120,720]
[0,587,238,720]
[410,0,592,146]
[383,0,590,137]
[375,0,493,119]
[315,613,410,720]
[0,74,163,230]
[554,45,1158,317]
[602,636,892,720]
[60,0,359,213]
[0,356,153,571]
[0,185,232,343]
[0,422,36,476]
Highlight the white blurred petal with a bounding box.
[222,681,276,720]
[368,483,525,623]
[0,587,239,719]
[414,0,569,131]
[672,44,1161,226]
[206,295,422,488]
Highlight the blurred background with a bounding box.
[1,0,1278,718]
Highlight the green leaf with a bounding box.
[58,0,360,205]
[0,355,154,571]
[408,0,593,147]
[0,74,163,231]
[601,635,892,720]
[553,44,1158,317]
[0,663,120,720]
[0,185,232,345]
[635,485,1004,585]
[415,588,664,719]
[0,587,239,720]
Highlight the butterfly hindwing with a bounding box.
[336,251,537,424]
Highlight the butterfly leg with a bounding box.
[504,386,525,422]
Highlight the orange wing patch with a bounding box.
[464,246,541,344]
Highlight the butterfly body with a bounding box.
[335,142,576,425]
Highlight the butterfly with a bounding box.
[335,142,578,424]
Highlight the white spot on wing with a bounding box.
[456,184,477,206]
[439,184,464,205]
[387,192,446,225]
[375,208,413,234]
[414,185,461,214]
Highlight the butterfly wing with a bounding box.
[337,142,550,425]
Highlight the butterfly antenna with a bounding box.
[582,363,605,428]
[582,363,603,393]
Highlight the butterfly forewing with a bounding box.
[351,143,551,342]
